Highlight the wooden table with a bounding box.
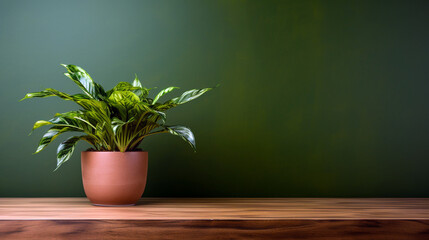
[1,198,428,239]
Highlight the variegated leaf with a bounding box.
[152,87,179,105]
[55,136,83,171]
[166,125,196,152]
[62,64,106,100]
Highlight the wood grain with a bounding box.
[1,220,429,240]
[1,198,429,220]
[0,198,428,239]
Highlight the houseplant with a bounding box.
[22,64,212,206]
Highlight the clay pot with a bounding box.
[81,151,148,206]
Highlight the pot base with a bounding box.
[93,203,136,207]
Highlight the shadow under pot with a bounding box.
[81,151,148,206]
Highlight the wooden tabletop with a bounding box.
[1,198,428,220]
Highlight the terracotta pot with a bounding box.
[81,151,148,206]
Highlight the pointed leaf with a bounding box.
[55,136,82,171]
[132,74,142,88]
[62,64,106,100]
[21,88,91,106]
[31,120,52,132]
[43,89,90,101]
[156,88,212,111]
[34,114,82,132]
[40,112,98,139]
[132,75,150,100]
[21,90,54,101]
[111,117,135,135]
[166,125,196,152]
[107,80,148,100]
[155,111,167,125]
[171,88,212,105]
[152,87,179,105]
[35,126,71,153]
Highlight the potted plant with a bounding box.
[22,64,213,206]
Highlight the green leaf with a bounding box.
[111,117,134,135]
[171,88,212,105]
[75,98,110,116]
[35,126,72,153]
[108,81,149,101]
[155,111,167,125]
[55,136,83,171]
[21,88,92,107]
[156,88,212,111]
[21,90,54,101]
[30,120,52,133]
[44,89,90,101]
[112,82,138,92]
[108,91,141,120]
[109,91,141,104]
[32,112,107,151]
[38,113,84,132]
[111,117,125,135]
[40,112,101,142]
[152,87,179,105]
[62,64,106,100]
[166,125,196,152]
[133,75,150,100]
[21,89,87,101]
[132,74,142,88]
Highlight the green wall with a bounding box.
[1,0,428,197]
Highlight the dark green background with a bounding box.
[1,0,428,197]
